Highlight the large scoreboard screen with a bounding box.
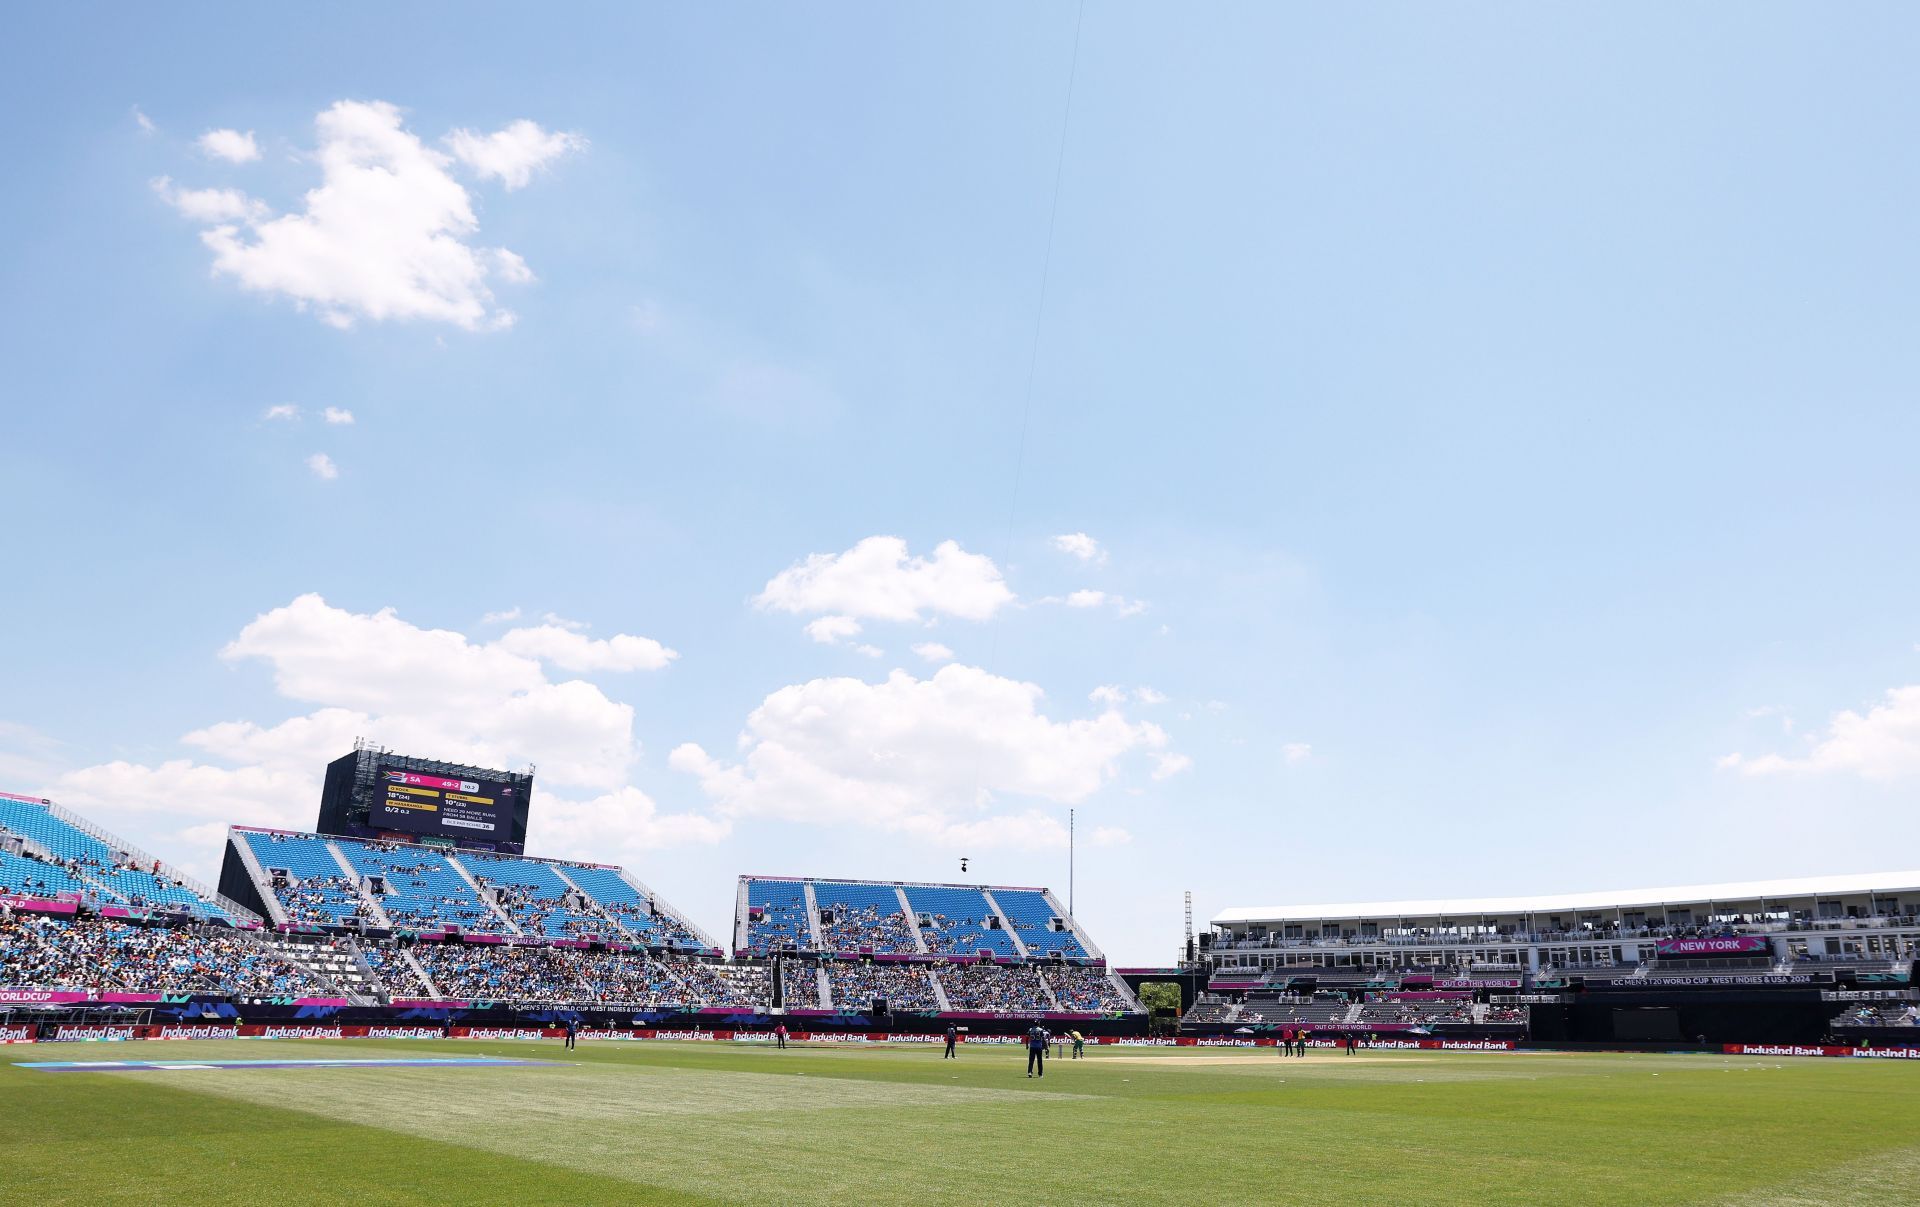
[372,766,517,839]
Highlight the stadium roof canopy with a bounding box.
[1212,870,1920,926]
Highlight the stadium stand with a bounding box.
[1044,963,1133,1011]
[741,878,818,954]
[241,830,375,927]
[230,829,716,953]
[779,958,825,1008]
[397,944,767,1007]
[813,882,919,952]
[333,840,512,934]
[993,888,1091,959]
[559,862,711,952]
[459,852,612,939]
[824,958,940,1012]
[905,885,1019,957]
[0,913,319,997]
[360,940,433,997]
[937,961,1054,1013]
[0,793,243,921]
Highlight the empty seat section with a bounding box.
[0,798,228,920]
[564,864,706,950]
[992,888,1087,958]
[906,886,1016,957]
[0,849,90,899]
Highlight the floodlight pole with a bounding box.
[1069,807,1075,917]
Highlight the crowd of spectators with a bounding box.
[747,903,817,954]
[816,904,917,952]
[919,915,1004,956]
[936,961,1054,1013]
[278,875,372,926]
[360,942,432,996]
[670,960,767,1007]
[398,943,766,1007]
[1044,964,1133,1011]
[0,912,319,997]
[479,885,609,939]
[780,959,823,1007]
[825,959,939,1011]
[367,856,511,933]
[1355,1002,1472,1024]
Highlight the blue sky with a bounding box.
[4,5,1920,964]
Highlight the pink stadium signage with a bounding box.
[1655,936,1770,956]
[0,990,161,1004]
[0,894,78,916]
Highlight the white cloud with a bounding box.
[1152,753,1192,780]
[1281,742,1313,765]
[263,403,300,421]
[757,536,1013,625]
[198,128,260,163]
[305,452,339,480]
[197,599,637,791]
[491,248,535,285]
[133,107,156,134]
[854,644,884,659]
[480,607,522,625]
[165,100,561,331]
[1720,685,1920,781]
[804,616,863,645]
[445,119,585,190]
[1051,532,1106,564]
[494,623,677,673]
[153,176,265,224]
[322,406,355,425]
[46,596,722,880]
[541,612,589,632]
[533,787,730,859]
[1091,685,1162,707]
[912,642,955,664]
[48,760,320,883]
[672,664,1171,848]
[1091,825,1132,846]
[1040,589,1146,617]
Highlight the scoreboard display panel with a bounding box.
[373,766,515,839]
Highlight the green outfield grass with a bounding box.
[1,1038,1914,1205]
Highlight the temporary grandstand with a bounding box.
[735,874,1099,960]
[0,790,251,923]
[222,826,718,953]
[733,874,1141,1016]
